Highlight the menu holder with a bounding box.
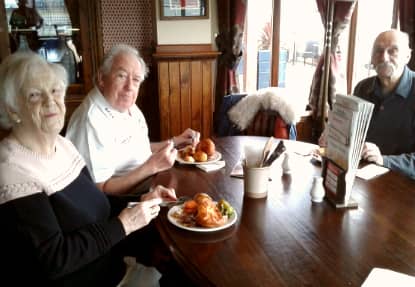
[321,157,358,209]
[321,94,374,209]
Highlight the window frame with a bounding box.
[265,0,398,96]
[0,0,103,98]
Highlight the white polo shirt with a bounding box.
[65,87,152,183]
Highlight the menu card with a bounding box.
[326,94,374,171]
[356,164,389,180]
[323,94,374,208]
[362,268,415,287]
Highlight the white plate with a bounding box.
[167,204,237,232]
[176,151,222,165]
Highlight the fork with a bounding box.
[159,196,191,207]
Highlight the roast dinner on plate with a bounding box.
[170,193,234,228]
[178,138,216,163]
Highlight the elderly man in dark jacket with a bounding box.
[357,29,415,179]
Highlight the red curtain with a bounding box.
[214,0,247,130]
[399,0,415,69]
[308,0,356,141]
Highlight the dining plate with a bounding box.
[167,204,237,232]
[176,151,222,165]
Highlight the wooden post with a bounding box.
[0,0,10,61]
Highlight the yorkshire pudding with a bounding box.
[191,193,226,228]
[196,138,216,156]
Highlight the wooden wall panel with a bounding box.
[168,62,181,137]
[202,60,212,139]
[179,61,191,132]
[154,45,220,140]
[158,62,170,139]
[191,61,203,136]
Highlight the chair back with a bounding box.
[215,88,297,140]
[215,93,247,136]
[0,129,10,141]
[246,109,296,140]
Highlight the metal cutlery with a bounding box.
[259,137,275,167]
[159,196,191,207]
[127,196,191,209]
[263,140,286,167]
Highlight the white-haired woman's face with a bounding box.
[16,65,66,135]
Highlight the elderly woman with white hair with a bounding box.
[0,52,178,286]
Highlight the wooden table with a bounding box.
[152,136,415,287]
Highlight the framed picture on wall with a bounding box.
[159,0,209,20]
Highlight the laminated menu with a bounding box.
[323,94,374,208]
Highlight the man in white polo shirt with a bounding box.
[66,44,200,195]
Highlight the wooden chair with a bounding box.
[216,91,297,140]
[0,128,10,141]
[245,109,295,139]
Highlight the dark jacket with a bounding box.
[353,66,415,179]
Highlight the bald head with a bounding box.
[371,30,412,82]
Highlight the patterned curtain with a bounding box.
[308,0,356,141]
[399,0,415,69]
[214,0,247,131]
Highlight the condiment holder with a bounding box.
[243,164,271,199]
[241,139,287,199]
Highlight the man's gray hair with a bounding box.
[0,51,68,129]
[99,44,149,82]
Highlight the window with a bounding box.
[1,0,102,98]
[6,0,80,84]
[279,0,323,104]
[351,0,395,90]
[239,0,397,110]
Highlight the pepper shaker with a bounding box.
[282,152,291,174]
[310,176,325,202]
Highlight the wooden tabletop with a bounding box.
[152,136,415,287]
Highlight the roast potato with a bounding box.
[193,150,208,162]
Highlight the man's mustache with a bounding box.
[375,61,394,70]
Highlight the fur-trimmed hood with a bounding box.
[227,87,302,130]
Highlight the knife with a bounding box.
[259,137,275,167]
[127,196,191,209]
[263,141,286,167]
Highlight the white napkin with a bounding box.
[362,268,415,287]
[356,164,389,180]
[197,161,225,172]
[230,161,244,178]
[117,257,161,287]
[243,144,263,167]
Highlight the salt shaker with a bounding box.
[282,152,291,174]
[310,176,325,202]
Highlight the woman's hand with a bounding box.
[142,185,177,202]
[361,142,383,165]
[118,198,162,236]
[174,128,200,147]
